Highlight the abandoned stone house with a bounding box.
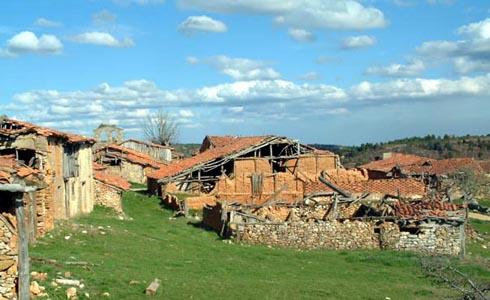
[203,195,466,256]
[119,139,173,163]
[0,154,44,299]
[94,144,164,184]
[0,118,96,236]
[148,135,344,209]
[93,163,131,214]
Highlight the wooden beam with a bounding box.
[15,193,30,300]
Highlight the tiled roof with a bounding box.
[93,163,131,191]
[402,158,482,176]
[0,118,94,144]
[96,144,164,169]
[305,178,426,198]
[149,136,272,180]
[206,135,245,149]
[359,153,430,172]
[394,200,464,220]
[0,154,39,184]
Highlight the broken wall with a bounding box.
[0,213,18,299]
[94,181,123,213]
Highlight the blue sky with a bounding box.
[1,0,490,145]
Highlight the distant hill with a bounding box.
[311,134,490,168]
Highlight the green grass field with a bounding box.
[30,192,489,299]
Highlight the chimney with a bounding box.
[382,152,393,160]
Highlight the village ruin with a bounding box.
[0,117,488,299]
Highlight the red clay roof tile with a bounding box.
[149,136,271,180]
[359,153,431,172]
[93,163,131,190]
[0,118,94,144]
[96,144,165,169]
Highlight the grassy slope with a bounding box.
[30,192,488,299]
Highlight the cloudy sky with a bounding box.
[1,0,490,145]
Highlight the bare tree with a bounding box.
[143,109,179,146]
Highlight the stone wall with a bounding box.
[107,162,146,184]
[0,215,17,299]
[228,205,464,255]
[94,181,123,213]
[232,220,380,250]
[380,222,463,256]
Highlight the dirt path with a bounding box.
[469,212,490,221]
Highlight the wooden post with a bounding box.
[15,193,30,300]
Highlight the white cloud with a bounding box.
[300,71,321,81]
[178,0,387,30]
[179,109,194,117]
[341,35,376,49]
[178,15,227,34]
[366,59,425,77]
[92,10,117,25]
[3,31,63,56]
[188,55,281,80]
[71,32,134,48]
[288,28,315,43]
[416,18,490,74]
[6,73,490,135]
[34,18,62,27]
[186,56,199,64]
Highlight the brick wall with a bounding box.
[94,180,123,213]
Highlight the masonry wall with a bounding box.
[380,222,463,256]
[233,220,380,250]
[232,219,463,255]
[0,215,18,299]
[107,162,147,184]
[94,181,123,213]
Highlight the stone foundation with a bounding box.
[0,214,17,299]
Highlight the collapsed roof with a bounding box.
[0,154,42,185]
[149,135,335,183]
[93,163,131,191]
[0,118,95,144]
[95,144,165,169]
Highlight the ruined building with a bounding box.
[95,144,165,184]
[0,152,47,299]
[119,139,173,163]
[93,163,131,214]
[204,192,466,256]
[148,135,342,209]
[0,118,95,235]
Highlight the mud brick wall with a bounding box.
[35,187,54,236]
[185,196,218,210]
[380,222,463,256]
[233,220,380,250]
[0,215,18,299]
[94,181,123,213]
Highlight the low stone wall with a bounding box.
[232,219,463,255]
[380,222,463,256]
[0,214,17,299]
[233,220,380,250]
[94,181,123,213]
